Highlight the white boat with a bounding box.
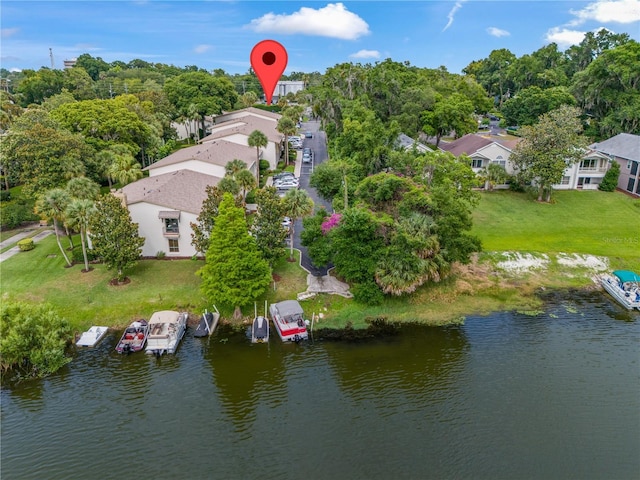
[77,326,108,347]
[251,316,269,343]
[269,300,308,343]
[145,311,188,355]
[600,270,640,310]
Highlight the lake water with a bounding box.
[2,291,639,480]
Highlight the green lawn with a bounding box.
[2,189,639,332]
[0,235,309,331]
[472,190,640,264]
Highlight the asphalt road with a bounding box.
[292,118,334,276]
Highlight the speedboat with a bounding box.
[600,270,640,310]
[145,311,188,355]
[115,319,149,353]
[251,315,269,343]
[269,300,308,343]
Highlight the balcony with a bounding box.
[578,166,607,175]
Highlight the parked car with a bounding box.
[305,131,313,138]
[273,172,295,181]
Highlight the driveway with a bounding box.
[292,118,334,276]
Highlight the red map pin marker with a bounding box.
[250,40,288,105]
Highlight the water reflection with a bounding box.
[323,325,468,411]
[207,324,287,436]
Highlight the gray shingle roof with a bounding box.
[200,115,283,143]
[590,133,640,162]
[144,139,256,172]
[120,169,220,214]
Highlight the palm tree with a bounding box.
[283,188,314,260]
[108,153,143,186]
[247,130,268,184]
[34,188,72,267]
[235,169,256,205]
[225,159,247,177]
[66,176,100,200]
[65,199,96,272]
[277,116,296,167]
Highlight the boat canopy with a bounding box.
[613,270,640,283]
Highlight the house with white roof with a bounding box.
[590,133,640,197]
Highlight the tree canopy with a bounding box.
[197,193,272,318]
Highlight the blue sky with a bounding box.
[2,1,639,75]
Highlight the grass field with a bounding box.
[0,235,309,331]
[2,189,638,331]
[472,190,640,265]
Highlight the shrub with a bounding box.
[0,301,72,380]
[71,246,98,263]
[0,190,11,202]
[259,159,270,172]
[156,250,166,259]
[351,281,384,305]
[0,202,38,229]
[17,238,35,251]
[599,161,620,192]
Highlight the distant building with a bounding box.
[273,81,305,102]
[63,58,77,69]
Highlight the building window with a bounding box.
[580,158,597,169]
[631,161,638,176]
[165,218,179,233]
[561,176,571,185]
[472,158,483,169]
[627,178,635,192]
[492,160,506,169]
[168,239,179,253]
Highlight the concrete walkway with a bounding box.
[0,229,54,263]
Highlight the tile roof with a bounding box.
[200,115,283,143]
[144,139,256,172]
[590,133,640,162]
[120,169,220,214]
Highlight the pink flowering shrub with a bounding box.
[321,213,342,235]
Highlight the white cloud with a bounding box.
[443,1,466,32]
[1,28,19,38]
[544,27,587,48]
[247,3,370,40]
[194,44,213,54]
[487,27,510,37]
[569,0,640,25]
[349,49,380,59]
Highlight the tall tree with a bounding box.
[34,188,73,267]
[282,188,314,260]
[248,129,268,184]
[66,176,100,200]
[108,152,143,186]
[277,116,296,167]
[571,40,640,138]
[511,105,588,202]
[164,71,238,134]
[422,93,476,147]
[65,199,96,272]
[88,194,145,282]
[197,193,271,319]
[235,168,256,205]
[253,187,288,266]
